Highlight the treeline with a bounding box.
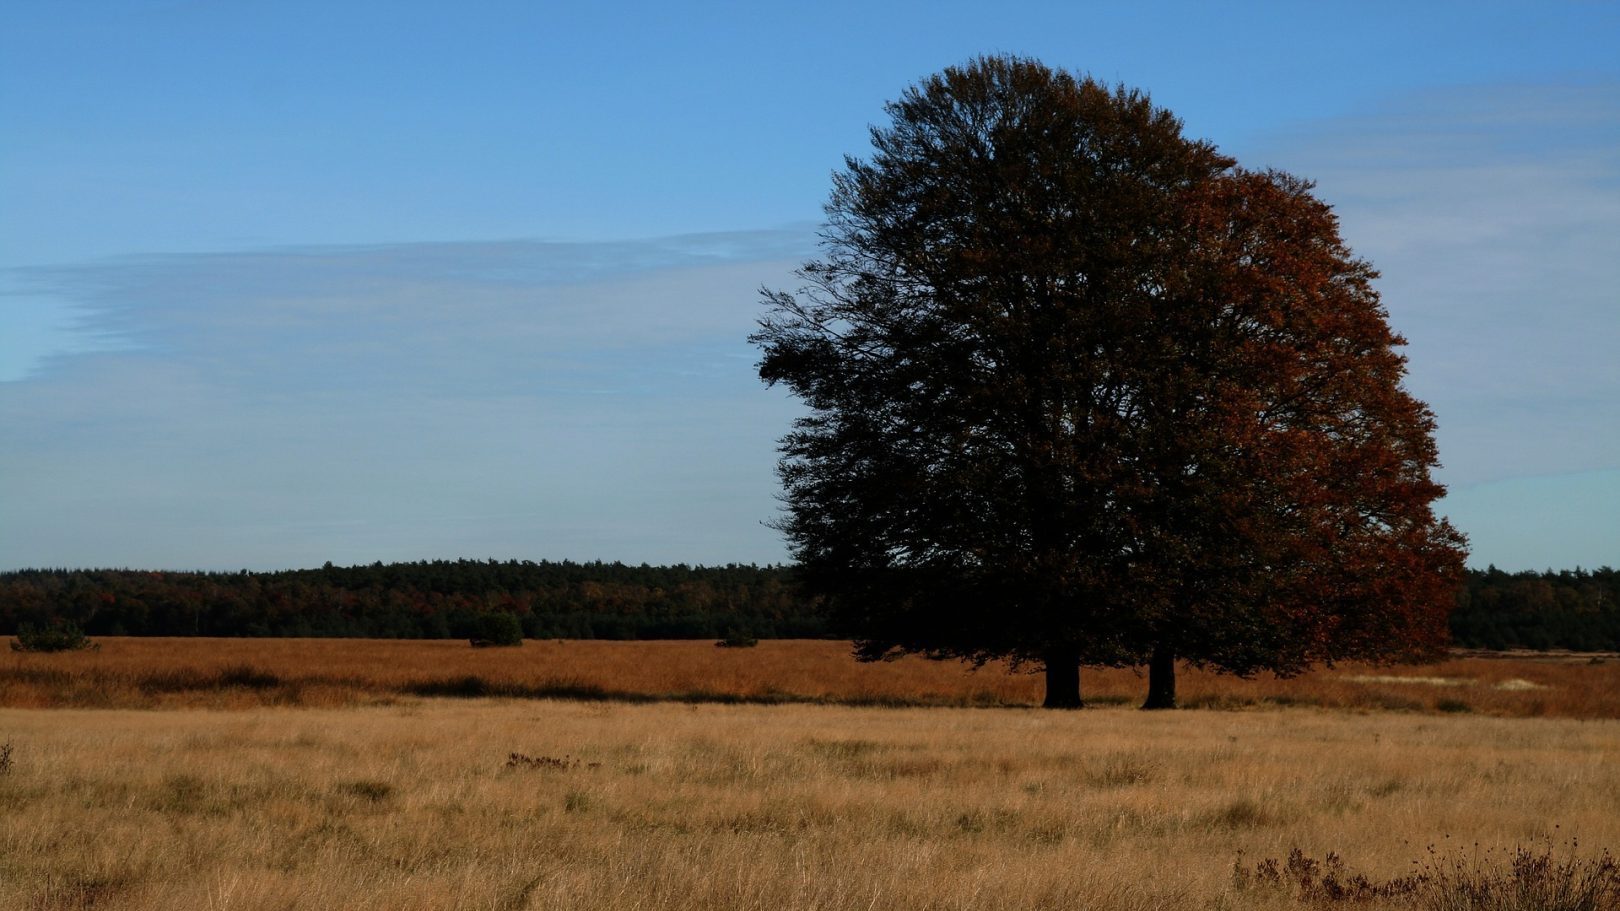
[1451,566,1620,652]
[0,562,1615,651]
[0,560,826,641]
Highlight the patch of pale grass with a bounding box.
[1,700,1617,910]
[1346,675,1475,687]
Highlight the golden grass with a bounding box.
[3,638,1618,718]
[1,699,1617,910]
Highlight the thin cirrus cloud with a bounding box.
[0,229,818,570]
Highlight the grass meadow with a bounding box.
[2,640,1618,909]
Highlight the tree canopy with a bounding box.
[753,56,1466,707]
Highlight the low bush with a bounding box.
[469,613,523,647]
[10,622,97,653]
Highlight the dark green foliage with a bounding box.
[470,612,523,647]
[10,621,97,653]
[0,561,1611,651]
[0,560,824,642]
[1451,567,1620,651]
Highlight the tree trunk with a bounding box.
[1042,645,1083,709]
[1141,644,1177,710]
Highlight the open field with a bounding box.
[3,638,1619,718]
[2,699,1618,910]
[3,641,1619,909]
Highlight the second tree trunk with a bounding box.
[1142,644,1177,710]
[1042,645,1083,709]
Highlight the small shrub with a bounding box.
[563,790,592,813]
[715,630,759,648]
[469,612,523,647]
[0,741,12,775]
[10,622,97,653]
[1437,698,1473,714]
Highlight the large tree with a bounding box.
[753,56,1465,708]
[1114,167,1467,707]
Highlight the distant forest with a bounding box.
[0,561,1616,652]
[1451,566,1619,651]
[0,561,825,641]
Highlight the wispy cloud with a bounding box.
[0,229,816,569]
[1246,83,1620,489]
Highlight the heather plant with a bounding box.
[1422,842,1620,911]
[1234,848,1427,903]
[1235,842,1620,910]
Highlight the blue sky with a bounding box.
[2,1,1616,571]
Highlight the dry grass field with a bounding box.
[2,638,1618,717]
[2,699,1618,910]
[2,640,1618,910]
